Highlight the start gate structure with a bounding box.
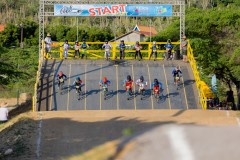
[39,0,185,58]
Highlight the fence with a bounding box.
[187,41,215,109]
[44,41,181,60]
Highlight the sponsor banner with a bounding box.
[54,4,172,17]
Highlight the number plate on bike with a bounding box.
[59,78,64,83]
[105,48,110,52]
[76,86,80,89]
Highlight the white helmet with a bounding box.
[153,41,156,44]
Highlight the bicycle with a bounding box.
[153,89,160,103]
[76,85,83,100]
[174,76,181,90]
[102,85,108,100]
[59,78,64,94]
[126,86,132,100]
[138,86,145,100]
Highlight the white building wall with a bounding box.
[115,32,145,42]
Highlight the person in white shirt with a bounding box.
[44,33,52,58]
[62,40,70,59]
[0,102,8,123]
[102,40,112,60]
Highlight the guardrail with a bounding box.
[187,41,215,109]
[44,41,180,60]
[32,40,45,112]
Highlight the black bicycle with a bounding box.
[102,85,108,100]
[76,85,83,100]
[174,76,181,90]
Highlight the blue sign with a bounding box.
[54,4,172,17]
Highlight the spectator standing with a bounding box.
[119,40,126,60]
[181,36,188,62]
[80,39,89,59]
[62,40,70,59]
[44,33,52,59]
[74,41,80,58]
[0,102,8,123]
[133,41,142,60]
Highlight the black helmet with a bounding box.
[82,38,86,41]
[121,40,124,42]
[154,79,159,86]
[76,77,80,81]
[136,41,139,44]
[140,76,144,82]
[127,75,131,81]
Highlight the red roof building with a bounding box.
[0,25,5,32]
[112,24,158,42]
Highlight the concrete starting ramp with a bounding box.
[37,60,200,111]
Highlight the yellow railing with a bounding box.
[45,41,180,60]
[32,40,45,112]
[187,41,215,109]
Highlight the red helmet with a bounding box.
[103,77,107,83]
[58,71,63,76]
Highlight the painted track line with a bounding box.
[84,64,87,110]
[132,64,137,110]
[116,65,119,110]
[36,112,43,159]
[67,64,71,111]
[163,64,172,110]
[49,64,55,111]
[100,64,102,110]
[147,64,154,109]
[167,126,195,160]
[179,66,189,110]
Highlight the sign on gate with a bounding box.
[54,4,172,17]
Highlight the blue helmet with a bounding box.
[76,77,80,81]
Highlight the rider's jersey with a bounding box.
[151,82,163,90]
[44,37,52,45]
[152,45,157,50]
[133,45,142,51]
[164,43,173,50]
[135,79,147,89]
[73,80,82,86]
[57,74,67,82]
[122,80,133,88]
[119,43,126,49]
[172,69,182,77]
[62,43,70,50]
[102,44,112,49]
[74,44,80,50]
[99,80,111,87]
[80,42,88,49]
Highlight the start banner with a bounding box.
[54,4,172,17]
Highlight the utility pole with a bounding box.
[20,23,23,49]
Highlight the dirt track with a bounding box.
[1,110,240,160]
[35,110,239,160]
